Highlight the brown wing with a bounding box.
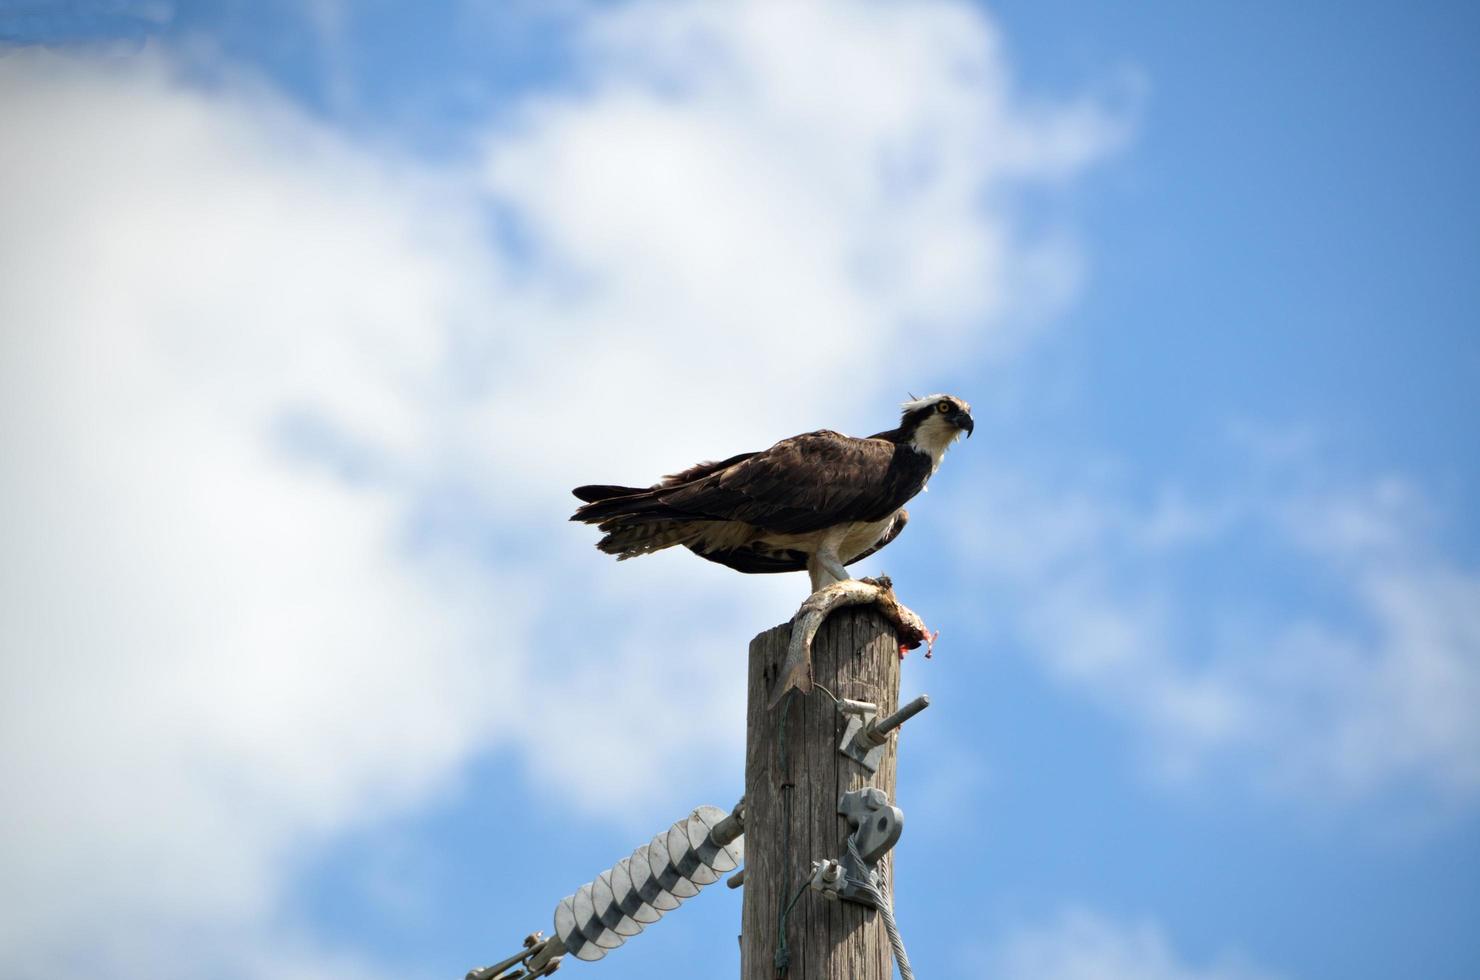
[652,430,924,533]
[570,430,930,565]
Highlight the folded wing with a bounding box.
[571,431,901,534]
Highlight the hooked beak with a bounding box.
[955,412,974,438]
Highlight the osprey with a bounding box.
[571,394,973,592]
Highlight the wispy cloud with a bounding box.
[981,908,1281,980]
[946,445,1480,810]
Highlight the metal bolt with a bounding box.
[710,798,745,846]
[809,858,844,900]
[860,695,930,747]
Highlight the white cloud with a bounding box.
[0,51,523,979]
[0,3,1120,977]
[466,0,1128,499]
[1259,482,1480,801]
[985,908,1280,980]
[948,458,1480,805]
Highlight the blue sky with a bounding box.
[1,2,1477,979]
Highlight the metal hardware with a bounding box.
[523,936,565,977]
[708,797,744,846]
[466,931,564,980]
[838,695,931,772]
[868,695,931,744]
[808,858,844,900]
[834,788,904,908]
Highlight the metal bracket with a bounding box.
[834,787,904,908]
[838,695,931,773]
[466,932,564,980]
[808,858,844,900]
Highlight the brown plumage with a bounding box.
[571,394,973,592]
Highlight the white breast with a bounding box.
[837,515,898,561]
[749,513,899,561]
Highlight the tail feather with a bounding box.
[572,489,700,525]
[598,521,702,559]
[572,484,712,559]
[572,474,729,561]
[572,483,647,504]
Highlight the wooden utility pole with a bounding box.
[740,605,903,980]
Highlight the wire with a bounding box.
[846,838,915,980]
[810,680,842,704]
[773,873,811,975]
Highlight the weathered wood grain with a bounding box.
[741,606,901,980]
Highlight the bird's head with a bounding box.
[899,393,974,463]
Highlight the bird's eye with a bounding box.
[937,401,952,414]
